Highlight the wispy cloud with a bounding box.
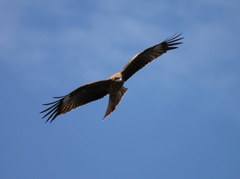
[1,0,239,96]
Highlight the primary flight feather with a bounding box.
[41,33,183,122]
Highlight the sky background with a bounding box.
[1,0,240,179]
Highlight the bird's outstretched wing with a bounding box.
[103,86,127,120]
[120,33,183,81]
[41,80,112,123]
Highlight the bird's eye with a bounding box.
[115,77,122,81]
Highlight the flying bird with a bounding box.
[41,33,183,122]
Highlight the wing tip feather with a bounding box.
[41,96,64,123]
[163,33,184,51]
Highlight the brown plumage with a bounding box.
[41,33,183,122]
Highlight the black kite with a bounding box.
[41,33,183,122]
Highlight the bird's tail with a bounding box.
[103,86,127,120]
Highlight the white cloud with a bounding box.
[1,0,240,97]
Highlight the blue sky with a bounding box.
[1,0,240,178]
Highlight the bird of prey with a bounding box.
[41,33,183,122]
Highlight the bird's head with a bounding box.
[109,72,123,82]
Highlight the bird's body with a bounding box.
[41,33,183,122]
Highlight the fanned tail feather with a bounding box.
[103,87,127,120]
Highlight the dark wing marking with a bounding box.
[41,80,112,123]
[120,33,183,81]
[103,86,127,120]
